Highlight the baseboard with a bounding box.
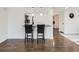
[60,33,79,45]
[64,33,79,35]
[0,39,7,44]
[7,38,53,40]
[8,37,53,40]
[60,31,64,33]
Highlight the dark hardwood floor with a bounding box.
[0,29,79,52]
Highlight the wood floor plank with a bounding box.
[0,29,79,52]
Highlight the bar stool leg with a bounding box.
[37,32,38,39]
[31,32,33,42]
[27,34,28,42]
[43,33,44,40]
[25,33,26,43]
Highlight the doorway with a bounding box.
[53,14,59,34]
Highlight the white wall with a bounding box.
[8,7,25,39]
[8,7,53,39]
[64,7,79,34]
[53,7,79,34]
[0,8,8,43]
[59,11,65,32]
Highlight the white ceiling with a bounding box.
[24,7,52,14]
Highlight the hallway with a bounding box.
[0,29,79,52]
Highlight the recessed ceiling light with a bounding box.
[31,13,34,16]
[40,13,43,16]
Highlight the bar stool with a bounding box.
[37,24,45,43]
[25,25,33,42]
